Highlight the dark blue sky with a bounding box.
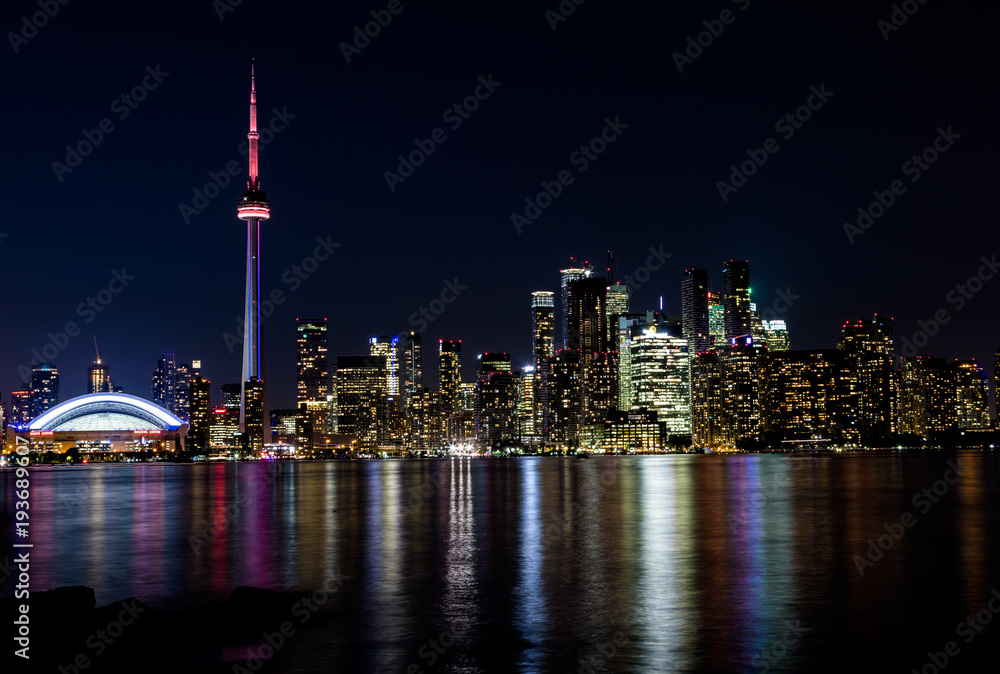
[3,0,998,411]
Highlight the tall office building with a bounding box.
[762,320,790,352]
[629,324,691,437]
[560,263,592,348]
[719,337,762,448]
[708,291,725,348]
[995,345,1000,425]
[760,350,859,445]
[30,363,59,419]
[474,369,520,449]
[682,269,711,355]
[188,376,211,451]
[409,388,444,451]
[546,350,583,443]
[954,359,990,429]
[606,283,630,344]
[174,361,200,422]
[531,292,556,369]
[152,350,177,411]
[336,355,387,450]
[439,340,461,414]
[402,331,423,410]
[370,335,400,397]
[519,366,539,440]
[565,277,608,359]
[235,62,272,453]
[722,259,752,340]
[838,314,896,440]
[478,353,512,376]
[88,357,112,394]
[11,390,33,427]
[297,319,329,453]
[691,352,728,449]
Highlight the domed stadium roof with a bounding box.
[28,393,185,432]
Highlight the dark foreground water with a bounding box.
[3,454,1000,673]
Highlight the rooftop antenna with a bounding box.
[93,336,102,364]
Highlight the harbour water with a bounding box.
[3,454,999,672]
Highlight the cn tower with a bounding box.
[236,60,270,453]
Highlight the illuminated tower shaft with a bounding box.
[236,62,271,451]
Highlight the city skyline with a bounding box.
[4,2,997,418]
[4,255,999,420]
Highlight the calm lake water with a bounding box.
[3,454,999,673]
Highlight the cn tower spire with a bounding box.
[248,59,259,191]
[236,59,271,455]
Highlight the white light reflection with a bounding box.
[637,457,696,670]
[514,458,547,671]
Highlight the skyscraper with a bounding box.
[297,319,329,453]
[11,390,33,427]
[707,290,724,348]
[762,320,790,352]
[336,355,387,451]
[88,357,112,394]
[236,61,271,453]
[565,276,608,359]
[629,324,691,437]
[152,350,177,413]
[370,335,400,397]
[606,283,629,343]
[838,314,896,441]
[546,350,583,444]
[760,350,859,445]
[439,340,461,414]
[531,292,556,371]
[954,359,990,429]
[722,259,752,340]
[402,331,423,409]
[30,363,59,419]
[175,361,200,422]
[188,376,212,451]
[681,268,711,355]
[560,263,591,348]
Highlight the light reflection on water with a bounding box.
[2,454,998,673]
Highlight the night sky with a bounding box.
[4,0,998,412]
